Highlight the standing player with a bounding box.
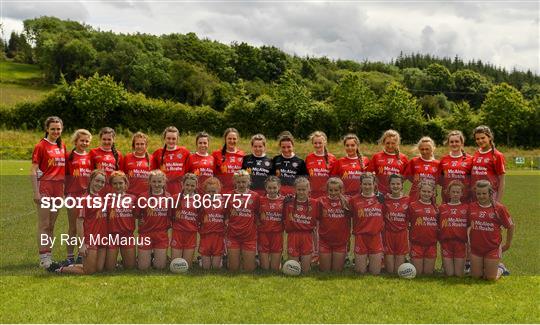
[213,128,245,192]
[186,132,216,191]
[123,132,151,196]
[438,180,469,277]
[350,173,384,275]
[439,130,472,203]
[305,131,336,199]
[407,180,438,275]
[331,134,369,197]
[469,180,514,281]
[284,177,318,273]
[272,132,308,196]
[47,170,108,274]
[171,174,199,267]
[369,130,409,195]
[105,171,137,271]
[199,178,226,270]
[317,178,351,272]
[89,127,123,192]
[31,116,66,268]
[383,174,410,274]
[471,125,506,202]
[404,137,440,201]
[152,126,190,195]
[225,170,259,272]
[257,176,285,271]
[138,170,172,271]
[64,129,92,265]
[242,134,273,196]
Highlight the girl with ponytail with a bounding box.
[31,116,66,268]
[151,126,190,195]
[272,132,308,196]
[368,130,409,194]
[439,130,473,203]
[186,132,216,191]
[330,134,369,197]
[89,127,123,193]
[471,125,506,202]
[64,129,92,265]
[212,128,245,192]
[404,136,440,201]
[123,132,152,196]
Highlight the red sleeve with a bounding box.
[495,151,506,175]
[89,149,97,169]
[367,155,376,173]
[403,159,413,181]
[362,156,370,171]
[151,149,160,170]
[117,151,124,171]
[497,204,513,228]
[316,199,323,221]
[32,142,43,165]
[330,160,340,176]
[185,155,193,173]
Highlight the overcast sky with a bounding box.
[2,1,539,73]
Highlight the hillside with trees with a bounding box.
[2,16,538,147]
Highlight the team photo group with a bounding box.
[32,115,514,281]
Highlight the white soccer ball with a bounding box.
[397,262,416,279]
[170,257,189,273]
[282,259,302,276]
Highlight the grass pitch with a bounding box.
[0,160,539,323]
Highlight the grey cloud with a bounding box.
[3,2,88,21]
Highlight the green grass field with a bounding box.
[0,61,52,106]
[0,160,539,323]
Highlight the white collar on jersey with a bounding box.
[195,152,209,157]
[449,152,464,158]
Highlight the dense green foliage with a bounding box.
[1,16,538,147]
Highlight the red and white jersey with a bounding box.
[330,156,370,196]
[407,200,438,246]
[32,138,66,181]
[350,194,384,235]
[317,196,351,246]
[469,202,513,251]
[258,196,285,233]
[368,151,409,194]
[212,149,245,192]
[404,157,440,201]
[107,194,137,234]
[65,150,91,194]
[225,190,259,241]
[199,196,226,234]
[471,149,506,191]
[137,193,172,233]
[438,202,469,242]
[439,153,473,202]
[384,195,410,232]
[172,193,199,232]
[123,153,151,196]
[305,152,336,198]
[90,147,123,175]
[79,193,108,240]
[284,198,318,233]
[186,152,216,189]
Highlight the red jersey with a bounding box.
[138,193,172,233]
[407,200,438,246]
[350,195,384,235]
[123,153,152,196]
[469,202,513,251]
[186,152,216,188]
[384,195,410,232]
[65,151,91,194]
[305,152,336,198]
[225,190,259,241]
[404,157,440,201]
[258,196,285,233]
[284,198,318,232]
[199,197,226,234]
[32,138,66,181]
[438,202,469,242]
[172,193,199,232]
[368,151,409,194]
[79,194,108,240]
[151,146,190,194]
[212,150,245,191]
[330,156,370,196]
[471,149,506,191]
[107,194,137,234]
[89,147,123,175]
[439,153,473,202]
[317,196,351,246]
